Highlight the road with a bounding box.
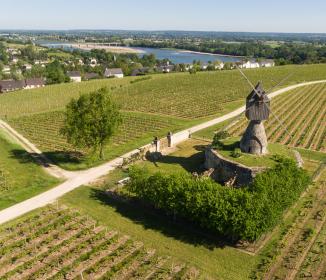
[0,79,325,225]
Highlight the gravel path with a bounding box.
[0,80,325,225]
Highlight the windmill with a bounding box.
[235,65,292,155]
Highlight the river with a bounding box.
[38,41,241,64]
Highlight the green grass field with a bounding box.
[0,131,60,210]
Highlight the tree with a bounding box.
[45,60,68,84]
[61,88,122,159]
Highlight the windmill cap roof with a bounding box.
[247,82,270,101]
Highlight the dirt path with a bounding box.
[0,120,74,180]
[0,80,326,226]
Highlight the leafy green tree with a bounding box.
[45,60,68,84]
[61,88,122,159]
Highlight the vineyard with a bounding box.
[228,83,326,152]
[8,111,187,169]
[252,167,326,279]
[1,65,326,120]
[0,206,199,280]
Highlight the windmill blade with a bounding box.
[266,73,293,94]
[263,103,293,139]
[234,63,262,98]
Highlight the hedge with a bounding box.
[127,158,310,241]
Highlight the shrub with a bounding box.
[231,148,242,158]
[212,131,230,149]
[127,158,310,241]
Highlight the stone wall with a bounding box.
[205,147,266,186]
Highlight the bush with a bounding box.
[212,131,230,149]
[127,158,310,241]
[231,148,242,158]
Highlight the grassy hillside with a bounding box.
[1,64,326,119]
[0,131,59,210]
[2,64,326,170]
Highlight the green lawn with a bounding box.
[0,131,60,210]
[60,140,258,279]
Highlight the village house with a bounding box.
[23,64,32,71]
[0,80,25,93]
[184,64,193,71]
[238,59,260,69]
[200,62,210,70]
[214,61,225,70]
[24,78,45,89]
[156,65,174,73]
[0,78,45,93]
[11,57,19,64]
[104,68,124,78]
[131,67,150,76]
[34,60,49,67]
[90,58,97,67]
[67,71,82,82]
[259,59,275,67]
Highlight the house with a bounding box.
[23,64,32,71]
[24,78,45,89]
[67,71,82,82]
[90,58,97,67]
[84,72,99,80]
[104,68,124,78]
[259,59,275,68]
[214,62,225,70]
[200,62,210,70]
[0,80,25,93]
[131,67,150,76]
[238,59,260,69]
[184,64,193,71]
[11,57,19,64]
[156,65,174,73]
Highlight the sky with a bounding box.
[1,0,326,33]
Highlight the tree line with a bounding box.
[131,39,326,65]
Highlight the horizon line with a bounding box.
[1,29,326,35]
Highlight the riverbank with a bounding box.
[70,44,145,54]
[178,49,245,58]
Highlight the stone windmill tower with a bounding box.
[234,65,292,155]
[240,82,270,155]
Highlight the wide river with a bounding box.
[39,41,241,64]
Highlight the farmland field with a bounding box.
[252,167,326,279]
[0,206,199,280]
[1,64,326,120]
[228,83,326,152]
[8,111,188,170]
[0,64,325,169]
